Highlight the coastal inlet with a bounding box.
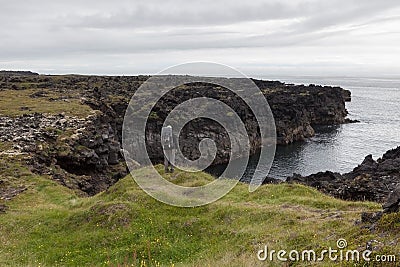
[0,72,351,195]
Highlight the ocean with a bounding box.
[208,76,400,181]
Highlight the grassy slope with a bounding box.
[2,159,399,267]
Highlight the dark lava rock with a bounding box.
[142,78,350,163]
[287,171,342,185]
[361,211,383,224]
[0,112,128,196]
[382,184,400,213]
[344,118,360,123]
[0,204,7,213]
[357,183,400,229]
[0,186,27,201]
[29,90,48,98]
[350,155,378,175]
[262,176,283,184]
[342,89,352,102]
[287,146,400,203]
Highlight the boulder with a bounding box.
[0,204,7,213]
[350,155,378,175]
[108,140,120,165]
[262,176,283,184]
[382,184,400,213]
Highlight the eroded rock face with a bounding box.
[140,79,350,163]
[259,82,349,145]
[287,146,400,203]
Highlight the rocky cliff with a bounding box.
[0,73,350,195]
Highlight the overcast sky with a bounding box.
[1,0,400,77]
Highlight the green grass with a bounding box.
[0,89,93,117]
[0,163,398,266]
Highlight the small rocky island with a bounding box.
[0,71,351,196]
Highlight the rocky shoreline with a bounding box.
[285,146,400,204]
[0,72,351,195]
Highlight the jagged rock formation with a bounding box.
[287,146,400,203]
[0,73,351,195]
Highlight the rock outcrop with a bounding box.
[0,113,128,196]
[135,79,350,163]
[287,146,400,203]
[254,80,350,144]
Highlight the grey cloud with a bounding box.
[63,1,305,29]
[293,0,400,31]
[58,0,400,33]
[0,0,400,75]
[352,14,400,28]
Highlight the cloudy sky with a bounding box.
[1,0,400,77]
